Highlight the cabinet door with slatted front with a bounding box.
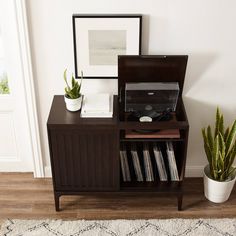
[49,128,119,191]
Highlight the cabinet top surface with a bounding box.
[47,95,188,129]
[47,95,118,127]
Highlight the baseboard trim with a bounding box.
[44,165,204,178]
[185,165,204,177]
[44,166,52,177]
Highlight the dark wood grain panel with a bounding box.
[50,129,119,192]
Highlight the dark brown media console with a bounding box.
[47,96,189,211]
[47,55,189,211]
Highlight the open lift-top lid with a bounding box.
[118,55,188,96]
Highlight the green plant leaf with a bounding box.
[72,74,75,87]
[213,135,219,163]
[224,127,230,142]
[227,142,236,170]
[218,152,224,173]
[65,87,71,94]
[204,142,212,166]
[214,107,221,137]
[219,114,224,136]
[64,69,74,99]
[212,135,220,179]
[65,88,68,95]
[228,167,236,179]
[64,69,70,89]
[202,128,214,176]
[218,133,225,181]
[219,132,226,160]
[207,126,214,150]
[63,69,67,81]
[226,120,236,156]
[221,141,236,180]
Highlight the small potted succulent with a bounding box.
[202,108,236,203]
[64,69,83,112]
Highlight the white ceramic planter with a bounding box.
[64,95,82,112]
[204,165,236,203]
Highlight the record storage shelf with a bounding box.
[47,95,189,211]
[119,97,189,203]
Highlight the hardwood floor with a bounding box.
[0,173,235,220]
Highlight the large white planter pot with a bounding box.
[64,95,82,112]
[204,165,236,203]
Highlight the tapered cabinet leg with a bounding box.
[177,194,183,211]
[54,193,60,211]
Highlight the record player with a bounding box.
[118,55,188,122]
[125,82,179,113]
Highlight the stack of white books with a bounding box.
[80,93,113,118]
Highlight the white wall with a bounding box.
[26,0,236,177]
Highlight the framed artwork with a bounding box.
[72,14,142,79]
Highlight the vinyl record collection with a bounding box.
[120,142,179,182]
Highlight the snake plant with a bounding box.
[202,108,236,181]
[64,69,83,99]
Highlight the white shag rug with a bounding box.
[1,218,236,236]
